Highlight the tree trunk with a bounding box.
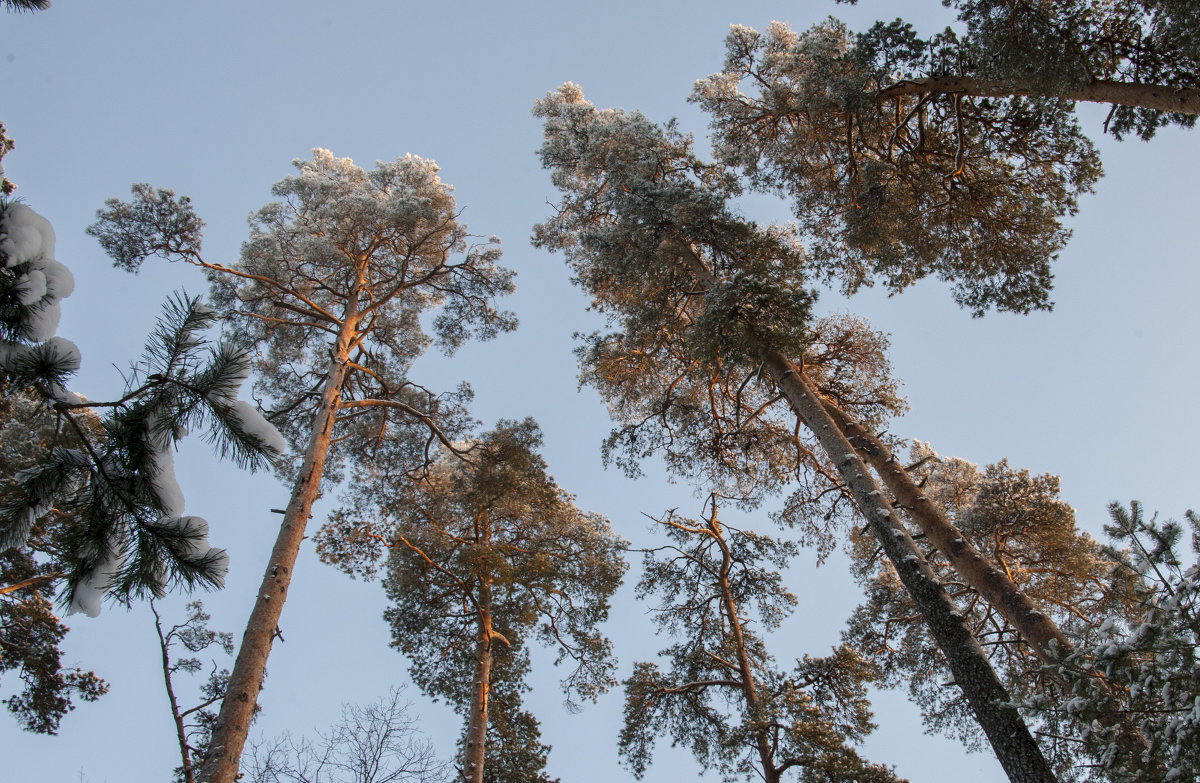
[196,300,360,783]
[876,76,1200,117]
[669,239,1055,781]
[153,601,195,783]
[821,398,1151,763]
[462,584,494,783]
[710,512,781,783]
[821,400,1074,660]
[759,351,1057,783]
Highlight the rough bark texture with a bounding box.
[195,302,359,783]
[760,352,1057,783]
[822,398,1151,763]
[822,401,1073,660]
[463,583,494,783]
[672,241,1054,781]
[877,76,1200,117]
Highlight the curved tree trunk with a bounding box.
[877,76,1200,117]
[710,512,781,783]
[196,298,361,783]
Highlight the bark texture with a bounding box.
[462,583,494,783]
[673,239,1055,782]
[196,304,358,783]
[877,76,1200,117]
[760,352,1058,783]
[823,399,1151,763]
[822,401,1073,660]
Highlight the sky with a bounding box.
[3,1,1199,781]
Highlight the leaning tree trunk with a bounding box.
[821,400,1074,659]
[673,241,1056,782]
[876,76,1200,117]
[196,297,361,783]
[761,351,1057,783]
[821,398,1151,765]
[462,582,495,783]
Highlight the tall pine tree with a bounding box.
[88,150,516,783]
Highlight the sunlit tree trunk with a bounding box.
[463,581,494,783]
[197,291,361,783]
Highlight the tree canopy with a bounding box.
[320,419,626,783]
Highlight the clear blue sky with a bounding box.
[3,1,1198,781]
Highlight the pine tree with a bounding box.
[621,496,902,783]
[88,150,516,783]
[317,420,626,783]
[838,0,1200,136]
[1,190,280,734]
[0,388,107,734]
[534,84,1056,783]
[693,4,1198,316]
[1036,502,1200,781]
[693,19,1101,316]
[844,447,1146,779]
[1,293,280,616]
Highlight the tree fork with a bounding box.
[710,508,782,783]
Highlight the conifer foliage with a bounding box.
[318,419,626,783]
[621,496,900,783]
[534,84,1057,783]
[1041,502,1200,781]
[693,20,1102,315]
[839,0,1200,138]
[1,186,278,734]
[89,149,516,783]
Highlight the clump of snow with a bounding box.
[0,203,54,264]
[172,515,210,558]
[1,204,80,390]
[228,399,288,456]
[43,335,81,372]
[15,268,46,304]
[1,204,75,342]
[206,348,286,459]
[48,384,85,405]
[68,547,126,618]
[145,416,186,517]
